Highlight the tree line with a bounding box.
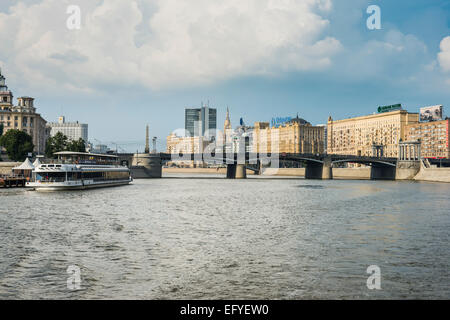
[0,129,86,161]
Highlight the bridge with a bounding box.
[117,152,415,180]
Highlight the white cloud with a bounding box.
[0,0,342,92]
[438,36,450,72]
[333,30,429,83]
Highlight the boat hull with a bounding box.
[26,179,131,191]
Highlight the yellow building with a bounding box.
[405,119,449,158]
[327,109,419,157]
[0,69,48,154]
[253,116,325,154]
[166,133,210,167]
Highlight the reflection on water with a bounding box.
[0,175,449,299]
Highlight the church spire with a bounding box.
[224,107,231,131]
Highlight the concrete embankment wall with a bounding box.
[159,166,450,182]
[162,167,256,175]
[414,167,450,183]
[0,162,20,175]
[332,168,371,179]
[262,168,305,176]
[262,167,371,179]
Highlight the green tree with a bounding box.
[0,129,34,161]
[67,138,86,153]
[45,132,68,158]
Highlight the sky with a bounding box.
[1,0,450,152]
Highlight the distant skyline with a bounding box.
[1,0,450,152]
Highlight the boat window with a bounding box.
[40,172,66,182]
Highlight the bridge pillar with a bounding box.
[370,163,396,180]
[304,157,333,180]
[305,162,324,179]
[322,157,333,180]
[130,153,162,178]
[226,164,236,179]
[395,160,420,180]
[226,164,247,179]
[235,164,247,179]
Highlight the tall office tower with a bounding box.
[185,104,217,139]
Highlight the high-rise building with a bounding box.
[47,116,88,143]
[185,104,217,139]
[405,119,449,158]
[0,68,48,154]
[327,108,419,157]
[316,124,328,154]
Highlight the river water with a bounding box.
[0,174,449,299]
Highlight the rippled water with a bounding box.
[0,174,449,299]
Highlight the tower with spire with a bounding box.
[0,66,48,154]
[223,107,233,152]
[223,107,232,132]
[0,67,13,109]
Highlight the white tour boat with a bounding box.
[26,151,132,191]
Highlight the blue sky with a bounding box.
[1,0,449,152]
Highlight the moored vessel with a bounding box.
[26,152,132,191]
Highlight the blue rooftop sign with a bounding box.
[271,116,292,128]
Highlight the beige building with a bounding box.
[405,119,449,158]
[166,133,210,167]
[253,116,325,154]
[327,109,420,158]
[0,69,48,154]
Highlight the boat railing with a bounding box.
[39,177,67,183]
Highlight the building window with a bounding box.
[2,97,6,102]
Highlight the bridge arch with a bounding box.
[331,159,396,167]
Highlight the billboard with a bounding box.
[420,105,443,122]
[377,104,402,114]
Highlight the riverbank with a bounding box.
[163,167,372,179]
[163,167,257,175]
[0,162,20,175]
[414,167,450,183]
[162,166,450,182]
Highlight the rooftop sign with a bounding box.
[377,104,402,114]
[271,116,292,128]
